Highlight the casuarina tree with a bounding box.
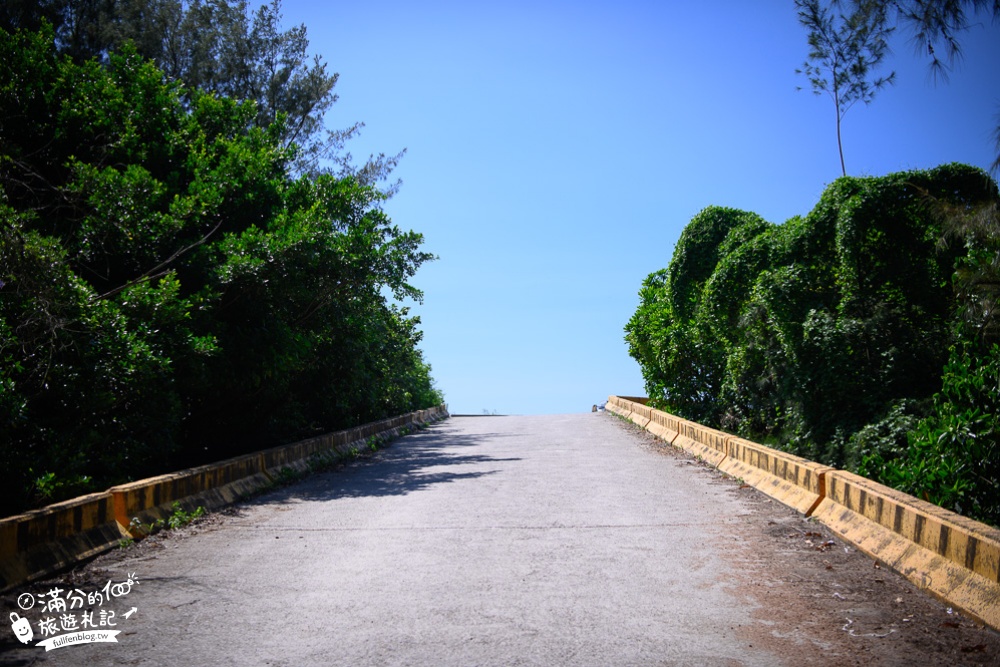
[795,0,896,176]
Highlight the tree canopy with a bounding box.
[799,0,1000,174]
[626,164,1000,524]
[0,24,441,516]
[0,0,401,181]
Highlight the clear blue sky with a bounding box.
[276,1,1000,415]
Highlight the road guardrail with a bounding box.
[607,395,1000,631]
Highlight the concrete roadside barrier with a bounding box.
[646,411,681,443]
[672,421,728,468]
[110,452,273,536]
[628,403,653,429]
[618,396,649,406]
[607,396,656,430]
[811,470,1000,630]
[608,397,728,467]
[1,405,449,592]
[720,437,833,515]
[116,407,449,534]
[605,400,628,419]
[0,493,121,593]
[262,431,350,476]
[605,396,637,421]
[606,395,1000,632]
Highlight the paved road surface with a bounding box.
[4,414,999,666]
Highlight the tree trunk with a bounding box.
[835,99,846,177]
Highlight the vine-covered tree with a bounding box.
[625,164,1000,524]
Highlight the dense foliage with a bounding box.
[0,0,400,181]
[626,164,1000,524]
[0,25,441,516]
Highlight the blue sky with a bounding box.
[277,1,1000,415]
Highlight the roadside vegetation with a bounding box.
[627,0,1000,527]
[0,1,442,517]
[626,166,1000,525]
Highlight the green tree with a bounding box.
[626,164,994,467]
[795,0,897,176]
[861,0,1000,79]
[837,0,1000,172]
[859,342,1000,524]
[0,0,401,183]
[0,25,438,516]
[625,207,769,425]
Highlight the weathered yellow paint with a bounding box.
[0,521,16,560]
[110,458,275,537]
[719,437,833,515]
[606,395,1000,631]
[631,414,652,429]
[811,470,1000,629]
[811,495,1000,629]
[605,399,631,420]
[672,432,727,467]
[668,420,728,467]
[646,411,680,443]
[0,492,120,592]
[1,405,449,593]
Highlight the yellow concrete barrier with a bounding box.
[628,403,653,429]
[262,431,350,477]
[609,397,728,466]
[110,453,273,535]
[117,407,451,532]
[606,395,1000,631]
[811,470,1000,630]
[646,411,681,443]
[672,420,728,467]
[0,493,121,592]
[605,396,634,420]
[1,405,449,592]
[721,437,833,515]
[608,396,656,430]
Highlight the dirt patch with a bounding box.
[610,412,1000,666]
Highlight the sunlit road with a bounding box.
[10,414,998,666]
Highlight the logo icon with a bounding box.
[10,612,33,644]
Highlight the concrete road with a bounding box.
[5,414,999,666]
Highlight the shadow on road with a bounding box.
[254,421,521,505]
